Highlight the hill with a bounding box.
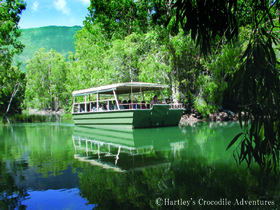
[13,25,82,72]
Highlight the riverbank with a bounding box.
[2,108,240,125]
[1,109,71,124]
[27,109,72,119]
[180,110,239,126]
[28,108,64,116]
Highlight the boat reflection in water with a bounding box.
[72,126,186,171]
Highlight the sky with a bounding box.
[19,0,91,29]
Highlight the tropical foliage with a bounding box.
[25,49,70,111]
[225,1,280,175]
[0,0,26,115]
[1,0,280,178]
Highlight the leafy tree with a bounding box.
[169,0,239,56]
[168,29,204,105]
[147,0,280,177]
[67,25,110,93]
[166,0,280,176]
[104,32,172,84]
[83,0,201,102]
[0,0,26,70]
[86,0,152,39]
[0,0,26,114]
[194,45,241,116]
[25,49,70,111]
[2,66,26,114]
[103,36,140,83]
[225,1,280,176]
[138,30,172,85]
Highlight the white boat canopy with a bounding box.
[72,82,168,97]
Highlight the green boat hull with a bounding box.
[72,104,183,129]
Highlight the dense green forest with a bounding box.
[2,0,279,117]
[1,0,280,175]
[13,26,82,72]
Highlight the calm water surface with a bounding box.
[1,122,276,209]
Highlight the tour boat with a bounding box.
[72,82,184,129]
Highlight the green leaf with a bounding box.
[260,124,265,143]
[226,132,243,151]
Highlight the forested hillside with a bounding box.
[13,26,82,71]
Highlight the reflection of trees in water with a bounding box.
[0,126,29,209]
[79,158,280,209]
[24,125,75,177]
[0,124,76,208]
[0,160,28,209]
[76,123,280,209]
[181,121,242,164]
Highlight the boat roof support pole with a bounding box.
[129,86,132,101]
[113,90,119,110]
[140,87,144,101]
[97,93,99,111]
[72,97,75,113]
[89,94,92,111]
[85,95,87,112]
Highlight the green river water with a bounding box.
[0,122,279,209]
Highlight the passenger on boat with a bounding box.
[109,101,115,110]
[141,101,146,109]
[128,100,132,109]
[112,101,118,110]
[133,100,140,109]
[150,95,159,107]
[123,100,128,109]
[118,100,124,109]
[98,104,105,111]
[91,102,97,111]
[80,105,85,112]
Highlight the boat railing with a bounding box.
[72,101,183,113]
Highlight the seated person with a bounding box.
[150,95,159,107]
[141,101,146,109]
[113,101,118,110]
[123,100,128,109]
[128,100,132,109]
[91,102,97,111]
[109,101,115,110]
[118,100,124,109]
[133,100,140,109]
[80,105,85,112]
[98,104,105,111]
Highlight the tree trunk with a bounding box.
[5,82,20,115]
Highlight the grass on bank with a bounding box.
[1,112,73,124]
